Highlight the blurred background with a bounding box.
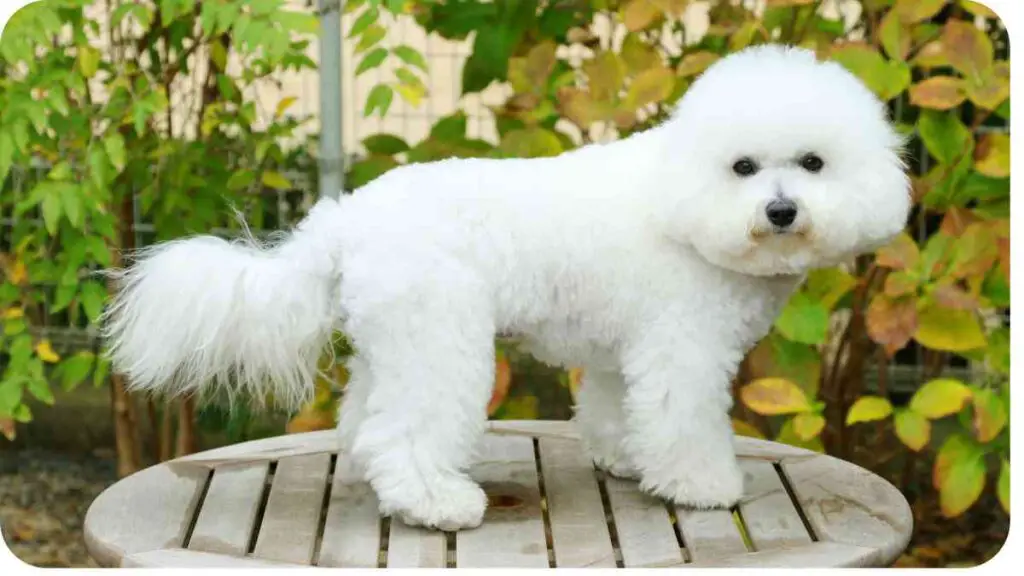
[0,0,1010,568]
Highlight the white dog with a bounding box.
[103,45,910,530]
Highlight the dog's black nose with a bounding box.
[766,199,798,228]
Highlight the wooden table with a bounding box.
[84,420,912,568]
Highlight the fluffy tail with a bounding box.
[102,198,345,409]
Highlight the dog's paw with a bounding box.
[379,474,487,531]
[593,455,642,480]
[639,460,744,510]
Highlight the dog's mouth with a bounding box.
[749,224,812,241]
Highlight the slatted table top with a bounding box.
[84,420,912,568]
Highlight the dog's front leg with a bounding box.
[619,329,744,510]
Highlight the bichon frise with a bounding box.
[103,45,911,530]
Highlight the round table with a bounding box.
[84,420,912,568]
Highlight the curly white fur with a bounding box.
[103,45,910,530]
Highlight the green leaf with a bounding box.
[894,409,931,451]
[78,45,100,78]
[740,378,812,415]
[42,191,62,236]
[26,378,54,406]
[846,396,894,425]
[59,352,95,392]
[914,304,986,352]
[261,171,292,190]
[939,440,986,517]
[348,155,400,189]
[93,356,111,388]
[79,281,107,323]
[103,134,127,171]
[226,170,256,191]
[0,132,14,186]
[430,113,468,142]
[364,84,393,117]
[348,7,378,38]
[355,47,388,76]
[918,110,972,166]
[0,379,24,416]
[804,267,856,310]
[393,45,428,72]
[774,292,829,345]
[362,134,409,155]
[277,10,319,34]
[60,184,84,229]
[829,45,911,101]
[497,128,564,158]
[355,24,386,54]
[909,378,973,419]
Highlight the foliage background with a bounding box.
[0,0,1011,567]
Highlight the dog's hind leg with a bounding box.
[346,288,495,530]
[335,355,372,484]
[574,369,640,480]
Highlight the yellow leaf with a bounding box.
[488,352,512,416]
[556,87,615,127]
[875,232,920,270]
[740,378,812,416]
[275,96,298,118]
[731,418,765,439]
[677,51,720,78]
[394,81,426,107]
[846,396,894,425]
[894,409,931,451]
[910,378,973,419]
[524,41,557,87]
[566,367,584,399]
[866,295,917,356]
[971,387,1007,443]
[3,307,25,320]
[8,260,28,285]
[35,339,61,363]
[933,433,973,490]
[909,76,966,110]
[621,0,660,32]
[623,65,675,109]
[914,304,986,353]
[776,418,825,452]
[583,51,626,103]
[792,412,825,441]
[959,1,998,19]
[895,0,949,24]
[0,418,14,441]
[966,61,1009,110]
[941,20,993,82]
[261,171,292,190]
[974,133,1010,178]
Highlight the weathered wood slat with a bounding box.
[386,522,446,568]
[316,458,381,568]
[487,419,580,440]
[780,455,913,563]
[84,462,208,567]
[457,435,549,567]
[735,436,818,461]
[121,548,310,568]
[686,541,882,567]
[188,462,268,556]
[604,477,683,567]
[177,431,338,466]
[252,453,331,564]
[537,438,616,567]
[737,460,813,550]
[674,505,748,562]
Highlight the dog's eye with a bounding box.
[800,153,825,173]
[732,158,758,177]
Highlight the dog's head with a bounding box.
[655,45,911,277]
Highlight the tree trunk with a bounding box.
[109,374,141,477]
[159,404,174,462]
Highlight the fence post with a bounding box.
[318,0,344,200]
